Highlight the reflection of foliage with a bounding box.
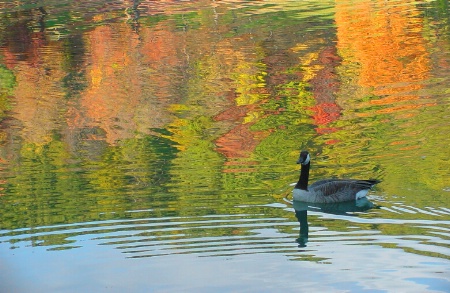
[1,134,178,230]
[140,14,169,27]
[167,115,223,193]
[0,65,15,121]
[62,35,87,99]
[62,70,87,99]
[0,1,448,262]
[0,65,16,94]
[422,0,450,40]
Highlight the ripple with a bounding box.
[1,204,449,262]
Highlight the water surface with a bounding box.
[0,0,449,292]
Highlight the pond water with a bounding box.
[0,0,449,292]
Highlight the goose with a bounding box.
[293,150,380,203]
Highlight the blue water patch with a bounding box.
[406,277,450,292]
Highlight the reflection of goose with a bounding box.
[293,197,376,216]
[295,209,308,247]
[293,198,376,247]
[293,151,381,203]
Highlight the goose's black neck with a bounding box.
[295,162,310,190]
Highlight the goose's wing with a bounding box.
[308,178,339,189]
[309,179,379,197]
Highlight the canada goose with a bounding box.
[293,151,380,203]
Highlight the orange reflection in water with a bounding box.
[71,22,183,144]
[335,0,432,113]
[0,9,65,146]
[309,46,342,136]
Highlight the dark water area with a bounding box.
[0,0,449,292]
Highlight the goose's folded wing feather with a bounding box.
[309,179,378,197]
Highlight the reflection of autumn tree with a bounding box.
[335,0,431,116]
[327,1,449,197]
[290,42,342,137]
[0,65,15,146]
[308,47,341,136]
[214,55,270,159]
[0,11,66,146]
[213,35,331,160]
[334,0,433,124]
[72,21,184,144]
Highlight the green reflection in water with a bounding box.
[1,134,178,230]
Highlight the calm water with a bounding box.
[0,0,449,292]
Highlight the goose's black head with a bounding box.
[297,150,310,165]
